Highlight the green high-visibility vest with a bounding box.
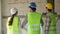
[27,12,42,34]
[7,16,20,34]
[48,13,56,34]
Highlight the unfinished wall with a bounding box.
[55,0,60,34]
[2,0,47,16]
[0,0,2,34]
[2,0,47,34]
[1,0,60,34]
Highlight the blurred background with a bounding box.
[0,0,60,34]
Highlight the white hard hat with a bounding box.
[11,8,18,15]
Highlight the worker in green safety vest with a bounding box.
[6,8,21,34]
[43,3,57,34]
[22,2,43,34]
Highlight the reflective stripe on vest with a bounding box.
[46,24,56,27]
[9,32,20,34]
[30,28,40,31]
[28,24,40,26]
[9,28,19,30]
[45,29,56,31]
[28,24,40,31]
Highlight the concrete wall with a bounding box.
[0,0,2,34]
[55,0,60,34]
[2,0,46,16]
[1,0,60,34]
[2,0,47,34]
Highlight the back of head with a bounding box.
[8,8,18,26]
[46,3,53,10]
[29,2,36,8]
[29,2,36,11]
[11,8,18,15]
[45,3,53,12]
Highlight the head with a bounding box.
[45,3,53,13]
[8,8,18,26]
[11,8,18,16]
[29,2,36,12]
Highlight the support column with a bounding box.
[0,0,2,34]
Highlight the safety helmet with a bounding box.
[29,2,36,8]
[46,3,53,9]
[10,8,18,15]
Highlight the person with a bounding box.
[43,3,57,34]
[6,8,21,34]
[22,2,43,34]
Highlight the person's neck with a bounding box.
[30,10,35,12]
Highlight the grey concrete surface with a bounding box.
[0,0,2,34]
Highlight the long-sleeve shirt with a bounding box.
[42,13,51,34]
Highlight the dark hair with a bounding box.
[48,9,52,12]
[29,6,36,12]
[8,11,17,26]
[46,7,52,12]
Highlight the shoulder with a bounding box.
[35,12,41,15]
[7,17,11,24]
[8,17,11,21]
[27,12,31,14]
[14,16,19,18]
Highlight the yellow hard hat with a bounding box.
[46,3,53,9]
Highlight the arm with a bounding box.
[40,15,44,34]
[18,17,21,29]
[22,15,28,28]
[40,15,44,27]
[46,16,51,34]
[47,17,51,28]
[41,19,43,26]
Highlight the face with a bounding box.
[46,7,49,13]
[29,8,32,12]
[15,11,18,15]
